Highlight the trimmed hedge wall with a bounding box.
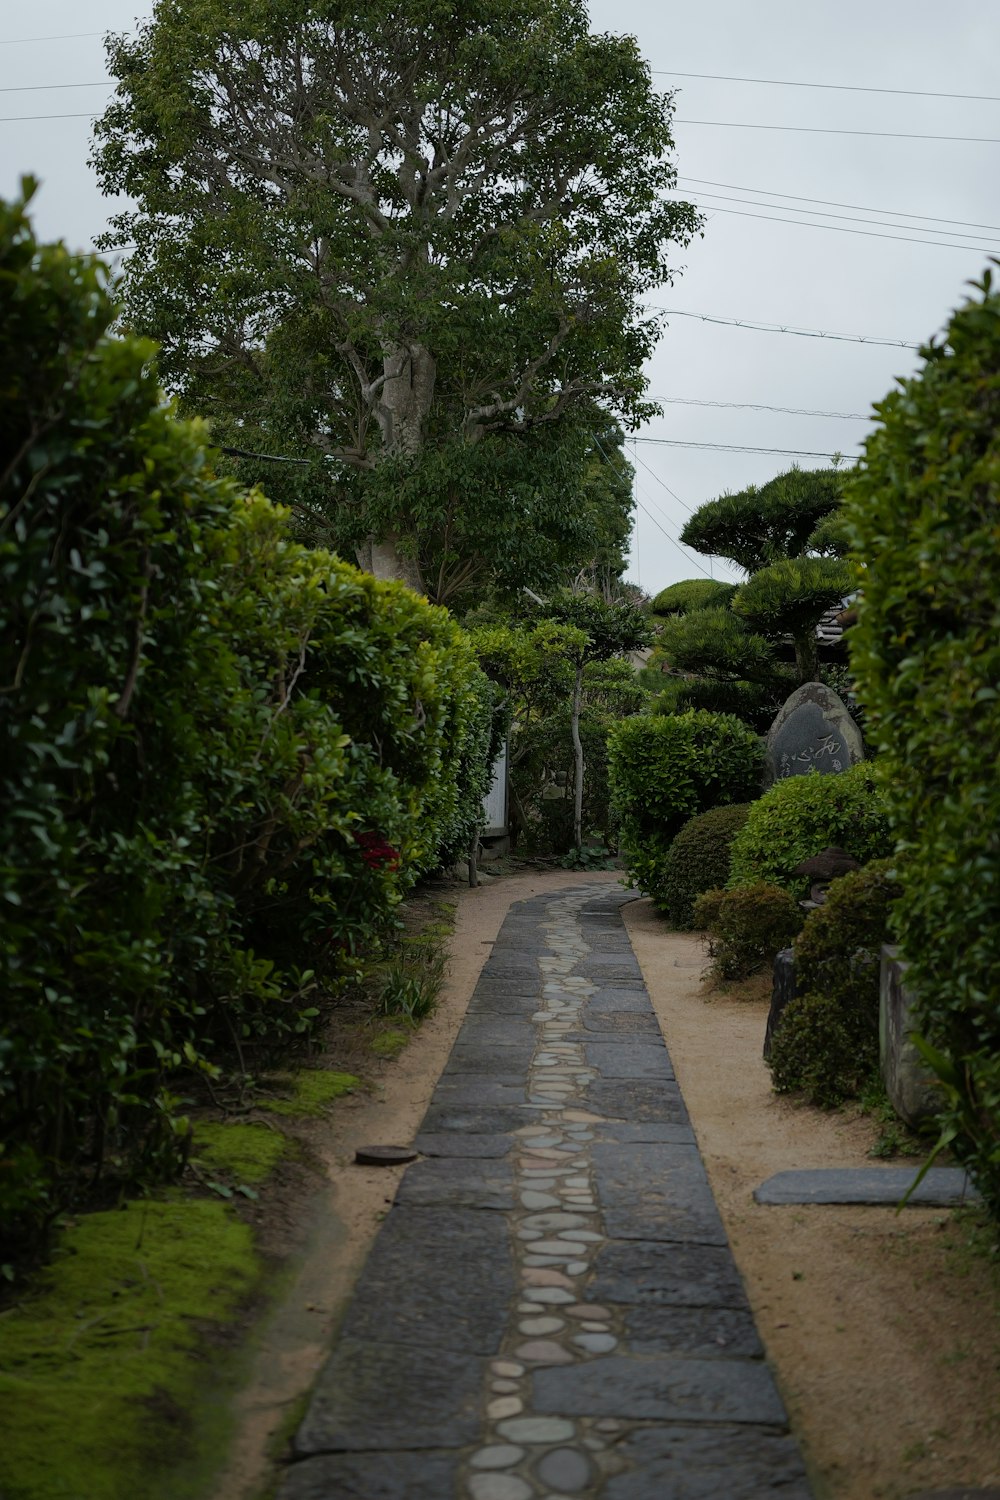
[728,763,891,898]
[0,193,493,1235]
[608,709,763,899]
[844,269,1000,1213]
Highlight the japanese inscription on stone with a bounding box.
[765,683,864,785]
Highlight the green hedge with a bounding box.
[769,860,901,1106]
[608,709,763,898]
[0,191,490,1237]
[656,803,752,927]
[692,882,803,981]
[728,763,891,897]
[844,268,1000,1213]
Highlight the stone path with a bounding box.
[279,884,812,1499]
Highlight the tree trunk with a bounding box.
[363,340,438,594]
[793,630,820,684]
[571,662,585,855]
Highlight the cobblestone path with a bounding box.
[279,884,812,1499]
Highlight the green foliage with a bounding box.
[608,709,763,895]
[680,467,845,574]
[769,860,901,1106]
[93,0,701,598]
[0,192,492,1238]
[728,764,892,897]
[844,266,1000,1213]
[692,882,803,981]
[651,578,737,615]
[656,803,752,927]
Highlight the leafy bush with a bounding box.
[656,804,752,927]
[651,578,737,615]
[0,191,491,1238]
[692,882,803,981]
[769,860,901,1106]
[728,763,891,897]
[608,709,763,897]
[844,268,1000,1213]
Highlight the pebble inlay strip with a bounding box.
[464,891,623,1498]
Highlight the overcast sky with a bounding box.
[3,2,999,593]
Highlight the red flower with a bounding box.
[355,830,401,872]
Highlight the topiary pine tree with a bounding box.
[647,467,853,726]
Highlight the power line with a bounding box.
[676,117,1000,145]
[591,431,713,577]
[655,308,920,350]
[678,196,999,254]
[677,187,1000,247]
[0,31,105,45]
[655,68,1000,105]
[634,438,857,459]
[0,81,109,92]
[678,176,1000,235]
[0,110,96,122]
[628,445,695,513]
[658,396,870,422]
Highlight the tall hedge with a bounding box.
[0,190,489,1235]
[845,268,1000,1213]
[608,709,763,898]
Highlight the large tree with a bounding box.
[93,0,700,597]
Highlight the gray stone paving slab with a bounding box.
[413,1131,512,1158]
[623,1303,765,1359]
[433,1077,528,1106]
[584,1077,691,1125]
[604,1425,812,1499]
[453,1017,538,1048]
[590,1121,698,1146]
[590,1239,751,1309]
[279,1451,459,1499]
[445,1042,536,1074]
[591,1142,728,1245]
[584,986,657,1010]
[532,1354,788,1423]
[573,1011,662,1036]
[293,1338,488,1453]
[419,1103,538,1135]
[341,1206,513,1353]
[394,1156,515,1210]
[754,1166,980,1207]
[584,1041,675,1080]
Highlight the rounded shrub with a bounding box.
[608,709,764,901]
[728,762,891,898]
[844,268,1000,1211]
[657,803,752,927]
[691,882,803,982]
[769,860,901,1106]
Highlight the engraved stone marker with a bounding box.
[765,682,864,785]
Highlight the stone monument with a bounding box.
[764,681,864,785]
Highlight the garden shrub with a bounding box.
[769,860,901,1106]
[728,762,891,898]
[608,709,763,897]
[844,268,1000,1213]
[0,191,491,1238]
[656,803,752,927]
[691,882,803,981]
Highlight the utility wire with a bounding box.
[677,196,998,254]
[658,396,870,421]
[655,309,920,350]
[591,431,713,577]
[676,187,1000,246]
[0,31,106,45]
[677,176,1000,235]
[634,438,858,459]
[0,110,96,121]
[655,68,1000,104]
[0,81,109,92]
[629,445,695,516]
[676,118,1000,145]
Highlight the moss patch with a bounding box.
[191,1122,288,1184]
[0,1199,259,1500]
[370,1026,411,1059]
[260,1068,358,1118]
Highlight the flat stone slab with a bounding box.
[394,1156,514,1211]
[591,1142,729,1245]
[412,1132,512,1159]
[341,1206,513,1353]
[624,1302,764,1359]
[590,1121,698,1147]
[584,1078,691,1125]
[584,1040,675,1080]
[533,1355,789,1425]
[590,1239,751,1311]
[279,1451,459,1499]
[444,1042,535,1074]
[294,1339,487,1454]
[754,1167,980,1207]
[575,1011,662,1036]
[604,1424,812,1499]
